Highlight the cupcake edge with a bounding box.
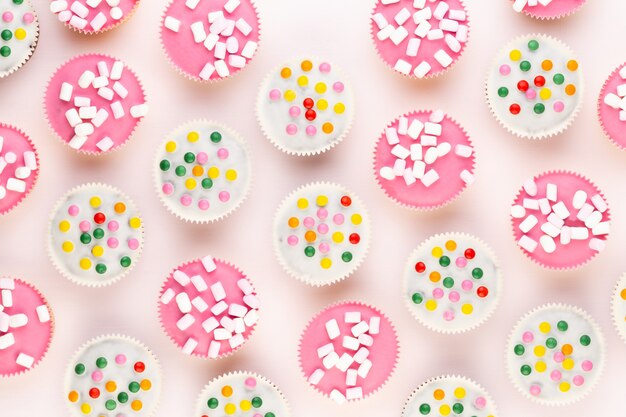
[610,273,626,344]
[58,0,141,35]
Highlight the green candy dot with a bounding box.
[553,73,565,85]
[521,365,532,376]
[557,320,568,331]
[96,357,107,368]
[534,103,545,114]
[95,264,107,274]
[412,293,423,304]
[498,87,509,97]
[528,39,539,51]
[0,46,10,57]
[251,397,263,408]
[117,392,129,403]
[159,160,170,171]
[472,268,483,279]
[120,256,131,268]
[1,30,12,41]
[80,232,91,244]
[93,228,104,239]
[304,246,315,257]
[580,335,591,346]
[175,165,186,176]
[439,256,450,267]
[207,398,219,409]
[183,152,195,163]
[13,0,24,4]
[443,277,454,288]
[129,382,140,393]
[74,363,85,375]
[419,403,431,415]
[514,344,525,356]
[105,400,116,411]
[210,131,222,143]
[201,178,213,189]
[520,60,531,71]
[546,337,557,349]
[452,403,464,414]
[341,251,353,262]
[265,413,275,417]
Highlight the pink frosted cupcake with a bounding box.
[511,0,586,19]
[44,54,148,155]
[299,301,399,404]
[49,0,140,34]
[160,0,260,81]
[598,62,626,150]
[511,171,610,269]
[158,255,259,359]
[0,123,39,215]
[0,277,54,377]
[371,0,469,79]
[373,110,475,210]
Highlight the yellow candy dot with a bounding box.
[14,28,26,40]
[535,361,547,372]
[301,60,313,71]
[433,389,445,400]
[534,345,546,357]
[542,59,553,71]
[510,49,522,61]
[81,403,91,414]
[192,166,204,176]
[62,241,74,253]
[140,379,152,391]
[322,122,334,134]
[317,99,328,110]
[187,131,199,142]
[185,178,197,190]
[320,258,332,269]
[114,202,126,213]
[224,403,236,415]
[208,167,220,179]
[315,82,327,94]
[79,258,92,270]
[539,322,551,333]
[297,76,309,87]
[561,344,573,355]
[539,88,552,100]
[129,217,141,229]
[280,67,292,78]
[105,381,117,392]
[68,391,79,402]
[316,195,328,206]
[225,169,237,181]
[559,382,571,392]
[284,90,296,102]
[333,103,345,114]
[454,387,466,399]
[90,196,102,208]
[240,400,252,411]
[165,141,176,153]
[222,385,233,397]
[351,214,362,225]
[565,84,576,96]
[425,300,437,311]
[131,400,143,411]
[297,198,308,209]
[59,220,71,232]
[432,247,444,258]
[429,271,441,283]
[562,358,575,370]
[288,217,299,228]
[92,245,104,257]
[440,405,451,416]
[332,232,344,243]
[461,304,473,315]
[567,60,579,71]
[621,289,626,300]
[445,240,457,251]
[305,231,317,242]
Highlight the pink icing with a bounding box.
[373,110,474,209]
[0,124,38,215]
[44,54,147,154]
[52,0,139,33]
[514,0,586,19]
[160,0,260,81]
[0,278,53,376]
[299,302,398,399]
[511,172,610,269]
[598,62,626,149]
[372,0,469,78]
[158,258,258,358]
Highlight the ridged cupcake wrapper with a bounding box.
[194,371,291,416]
[0,277,55,378]
[372,110,475,211]
[402,232,503,334]
[272,181,371,287]
[255,57,355,156]
[0,0,39,79]
[297,300,400,403]
[64,333,162,417]
[157,257,259,360]
[510,0,588,20]
[0,122,40,216]
[597,61,626,151]
[369,0,470,80]
[485,33,584,140]
[610,273,626,345]
[46,182,145,288]
[510,169,610,270]
[43,53,148,156]
[153,119,252,224]
[59,1,141,35]
[159,0,261,83]
[505,303,606,407]
[401,374,498,417]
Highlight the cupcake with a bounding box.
[154,120,251,223]
[0,277,53,377]
[598,62,626,150]
[195,372,290,417]
[486,34,582,139]
[403,233,502,333]
[506,304,604,406]
[373,110,475,209]
[0,123,39,215]
[511,170,610,269]
[158,255,259,359]
[44,54,148,154]
[371,0,469,79]
[299,301,399,404]
[273,182,370,286]
[0,0,38,78]
[402,375,497,417]
[160,0,260,81]
[65,334,161,417]
[48,183,144,287]
[511,0,586,20]
[257,58,354,156]
[49,0,140,33]
[611,274,626,344]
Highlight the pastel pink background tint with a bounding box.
[1,0,626,416]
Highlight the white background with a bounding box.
[1,0,626,416]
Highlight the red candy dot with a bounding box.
[464,248,475,259]
[477,286,489,298]
[305,109,317,121]
[415,262,426,273]
[340,196,352,206]
[94,212,106,224]
[89,388,100,399]
[517,80,529,92]
[509,104,521,115]
[134,362,145,373]
[534,76,545,87]
[303,98,314,109]
[349,233,360,244]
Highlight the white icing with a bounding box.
[0,0,38,77]
[611,274,626,343]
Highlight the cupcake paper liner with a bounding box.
[610,273,626,344]
[0,0,39,78]
[510,0,587,20]
[597,61,626,151]
[54,0,141,35]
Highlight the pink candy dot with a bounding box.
[319,63,331,73]
[286,124,298,135]
[474,397,486,409]
[317,223,329,234]
[553,352,565,363]
[269,89,281,100]
[196,152,208,164]
[448,291,460,302]
[23,13,34,24]
[455,257,467,268]
[117,414,126,417]
[2,12,13,23]
[91,371,103,382]
[107,238,119,249]
[303,216,315,228]
[289,106,301,117]
[553,101,565,112]
[180,194,192,206]
[219,191,230,202]
[68,205,79,216]
[115,354,127,365]
[254,414,262,417]
[287,235,298,246]
[526,89,537,100]
[305,125,317,136]
[317,208,328,220]
[217,148,229,159]
[79,221,91,232]
[529,385,541,396]
[581,360,593,371]
[432,288,444,299]
[245,377,257,389]
[499,64,511,75]
[550,370,562,381]
[333,213,344,225]
[333,82,344,93]
[461,280,473,291]
[522,331,534,343]
[443,310,455,321]
[128,238,139,250]
[108,220,119,232]
[319,242,330,254]
[198,199,210,211]
[573,375,585,386]
[162,183,174,195]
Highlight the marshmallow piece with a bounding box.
[372,12,388,29]
[0,333,15,350]
[78,70,95,89]
[537,198,549,214]
[576,203,594,221]
[211,300,228,315]
[394,59,412,75]
[511,205,526,219]
[219,317,233,332]
[201,256,217,272]
[224,0,240,13]
[523,199,539,210]
[439,18,458,32]
[110,7,122,21]
[414,20,431,37]
[68,136,88,150]
[403,168,417,186]
[410,144,423,161]
[228,333,244,349]
[14,167,31,180]
[176,314,195,331]
[407,119,424,139]
[185,0,200,9]
[584,211,603,228]
[92,109,109,127]
[59,82,73,102]
[345,312,361,323]
[0,278,14,290]
[199,63,215,80]
[353,346,370,364]
[605,93,622,109]
[351,321,369,337]
[110,101,124,119]
[0,312,8,332]
[16,353,34,369]
[243,294,259,309]
[160,288,175,304]
[208,341,221,358]
[552,201,570,219]
[240,41,258,58]
[413,61,431,78]
[369,316,380,334]
[540,222,560,238]
[65,108,82,127]
[191,21,208,43]
[96,137,114,151]
[519,215,538,233]
[130,103,148,119]
[589,238,606,252]
[523,179,537,196]
[233,317,245,334]
[181,338,198,355]
[592,221,610,236]
[449,9,466,20]
[110,81,128,99]
[570,227,589,240]
[547,213,564,229]
[358,359,373,378]
[79,106,97,119]
[228,303,248,318]
[243,309,259,327]
[175,292,192,314]
[6,178,25,193]
[215,60,230,77]
[424,147,438,165]
[390,26,409,45]
[235,279,253,296]
[385,127,400,145]
[235,17,252,35]
[413,0,427,7]
[412,161,425,179]
[336,353,355,372]
[433,1,450,19]
[393,159,406,176]
[437,142,452,157]
[391,144,410,159]
[455,144,473,158]
[457,24,468,42]
[22,152,36,171]
[226,36,239,54]
[513,0,528,11]
[201,317,219,334]
[317,343,334,358]
[325,319,340,339]
[572,190,587,209]
[539,235,556,254]
[50,1,68,13]
[173,270,190,286]
[406,38,421,57]
[518,235,538,253]
[191,296,208,313]
[380,167,395,180]
[110,61,124,80]
[424,122,442,136]
[421,169,439,187]
[70,1,89,18]
[210,282,226,302]
[58,10,72,22]
[330,389,346,405]
[444,34,461,52]
[9,313,27,328]
[560,226,572,245]
[395,7,411,25]
[346,369,358,386]
[74,123,94,137]
[546,183,557,202]
[322,351,339,369]
[413,7,432,23]
[429,110,444,123]
[105,0,119,6]
[214,328,232,341]
[427,29,444,40]
[343,336,360,351]
[164,16,181,32]
[97,87,114,101]
[308,369,325,386]
[591,194,608,212]
[74,96,91,107]
[346,387,363,400]
[460,170,474,185]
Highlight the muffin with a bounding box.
[0,123,39,215]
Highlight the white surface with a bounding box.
[1,0,626,416]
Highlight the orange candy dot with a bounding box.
[131,400,143,411]
[433,389,445,400]
[541,60,553,71]
[192,166,204,176]
[288,217,299,228]
[567,60,578,71]
[565,84,576,95]
[429,271,441,282]
[140,379,152,391]
[301,60,313,71]
[105,381,117,392]
[280,67,292,78]
[620,289,626,300]
[562,344,573,355]
[222,385,234,397]
[68,391,79,402]
[322,123,334,134]
[305,230,317,242]
[114,202,126,214]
